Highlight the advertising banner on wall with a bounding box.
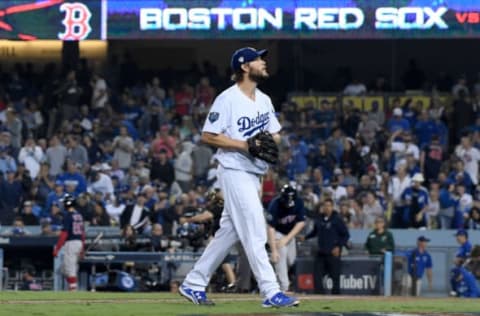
[106,0,480,39]
[0,0,104,40]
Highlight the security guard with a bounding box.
[406,236,433,296]
[306,198,350,295]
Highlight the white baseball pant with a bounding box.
[183,165,280,298]
[274,231,297,292]
[62,240,83,277]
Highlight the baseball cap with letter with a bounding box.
[231,47,268,71]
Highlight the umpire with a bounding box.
[306,198,350,295]
[267,184,306,292]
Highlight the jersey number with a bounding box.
[72,214,84,235]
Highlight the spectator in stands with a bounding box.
[45,135,67,177]
[455,133,480,186]
[41,201,63,231]
[288,135,309,179]
[390,130,420,166]
[174,141,194,193]
[414,110,435,149]
[340,138,361,176]
[20,200,38,225]
[8,217,30,235]
[120,224,139,251]
[112,126,134,169]
[306,198,350,295]
[368,101,385,126]
[425,186,440,229]
[362,191,384,228]
[420,135,444,185]
[151,125,176,160]
[150,149,175,190]
[0,145,17,178]
[0,169,22,224]
[44,180,66,214]
[192,141,213,184]
[387,108,410,133]
[357,111,380,146]
[311,142,336,183]
[454,229,472,266]
[343,78,367,96]
[91,72,108,111]
[401,173,429,229]
[66,135,89,171]
[456,183,473,226]
[57,160,87,196]
[466,207,480,229]
[90,201,111,226]
[106,196,126,226]
[75,193,93,223]
[405,153,421,177]
[325,175,347,206]
[150,223,169,252]
[55,70,82,121]
[405,236,433,296]
[452,76,469,98]
[120,193,151,234]
[449,160,474,194]
[18,137,44,179]
[365,216,395,255]
[5,107,22,150]
[87,169,114,202]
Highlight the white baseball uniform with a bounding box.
[182,84,281,299]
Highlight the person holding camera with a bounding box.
[179,189,237,291]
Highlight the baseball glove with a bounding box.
[247,131,279,164]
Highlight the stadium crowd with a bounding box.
[0,58,479,237]
[1,56,480,295]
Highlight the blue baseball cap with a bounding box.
[417,236,430,242]
[231,47,268,72]
[455,229,468,238]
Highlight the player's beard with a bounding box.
[248,68,269,84]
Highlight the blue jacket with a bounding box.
[57,172,87,195]
[451,267,480,298]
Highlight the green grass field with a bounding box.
[1,292,480,316]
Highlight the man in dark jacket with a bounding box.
[306,198,350,295]
[120,193,150,234]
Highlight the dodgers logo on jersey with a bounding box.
[237,111,269,137]
[209,112,220,123]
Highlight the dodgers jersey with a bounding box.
[203,84,281,175]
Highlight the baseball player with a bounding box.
[53,194,85,291]
[180,47,299,307]
[267,184,306,292]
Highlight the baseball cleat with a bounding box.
[179,285,215,306]
[261,292,299,308]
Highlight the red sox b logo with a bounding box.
[58,2,92,40]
